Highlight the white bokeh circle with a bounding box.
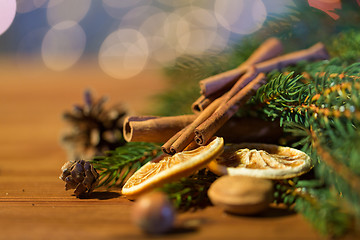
[16,0,47,13]
[41,21,86,71]
[47,0,91,26]
[214,0,267,35]
[0,0,17,35]
[99,29,149,79]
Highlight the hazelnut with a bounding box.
[131,191,175,234]
[208,175,273,215]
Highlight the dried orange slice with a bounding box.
[207,143,312,179]
[122,137,224,199]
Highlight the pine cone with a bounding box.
[59,160,99,198]
[61,90,127,160]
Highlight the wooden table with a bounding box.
[0,58,324,239]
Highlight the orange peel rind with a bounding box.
[122,137,224,199]
[207,143,312,179]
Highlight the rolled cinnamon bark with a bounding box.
[163,95,226,154]
[195,73,266,145]
[219,67,258,107]
[191,95,211,113]
[123,115,196,143]
[199,42,328,99]
[255,42,329,73]
[192,67,258,113]
[191,87,226,113]
[161,129,184,155]
[200,37,283,97]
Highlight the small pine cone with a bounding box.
[61,90,127,160]
[59,160,99,198]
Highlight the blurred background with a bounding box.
[0,0,317,80]
[0,0,349,116]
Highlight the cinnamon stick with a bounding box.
[123,115,196,143]
[191,88,226,113]
[162,95,226,154]
[192,67,258,113]
[194,73,266,145]
[199,42,328,99]
[219,67,258,107]
[199,37,283,97]
[191,95,211,113]
[255,42,329,73]
[166,70,261,154]
[161,129,184,154]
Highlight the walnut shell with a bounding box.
[208,175,273,215]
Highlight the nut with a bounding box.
[208,175,273,215]
[131,191,175,234]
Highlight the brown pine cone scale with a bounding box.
[60,160,99,198]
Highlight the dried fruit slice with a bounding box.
[207,143,312,179]
[122,137,224,199]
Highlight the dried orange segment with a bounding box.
[122,137,224,199]
[207,143,312,179]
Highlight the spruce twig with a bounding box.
[274,179,353,237]
[159,169,218,212]
[92,142,162,188]
[310,127,360,194]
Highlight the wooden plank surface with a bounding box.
[0,58,324,239]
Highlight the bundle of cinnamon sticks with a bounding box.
[124,38,329,155]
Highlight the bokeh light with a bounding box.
[41,21,86,71]
[120,5,163,28]
[103,0,142,9]
[138,11,173,64]
[16,0,47,13]
[1,0,296,77]
[102,0,145,20]
[99,29,149,79]
[214,0,267,35]
[174,7,229,55]
[47,0,92,26]
[155,0,195,8]
[0,0,17,35]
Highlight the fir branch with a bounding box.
[158,169,218,212]
[249,72,309,124]
[273,178,322,207]
[294,188,353,237]
[309,127,360,195]
[274,178,353,237]
[92,142,162,187]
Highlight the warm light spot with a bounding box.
[308,0,341,20]
[0,0,16,35]
[16,0,47,13]
[162,7,229,56]
[41,21,86,71]
[103,0,142,8]
[214,0,267,35]
[102,0,147,20]
[177,7,228,54]
[138,11,173,64]
[121,5,162,27]
[47,0,91,26]
[99,29,149,79]
[155,0,194,8]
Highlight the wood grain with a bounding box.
[0,58,324,239]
